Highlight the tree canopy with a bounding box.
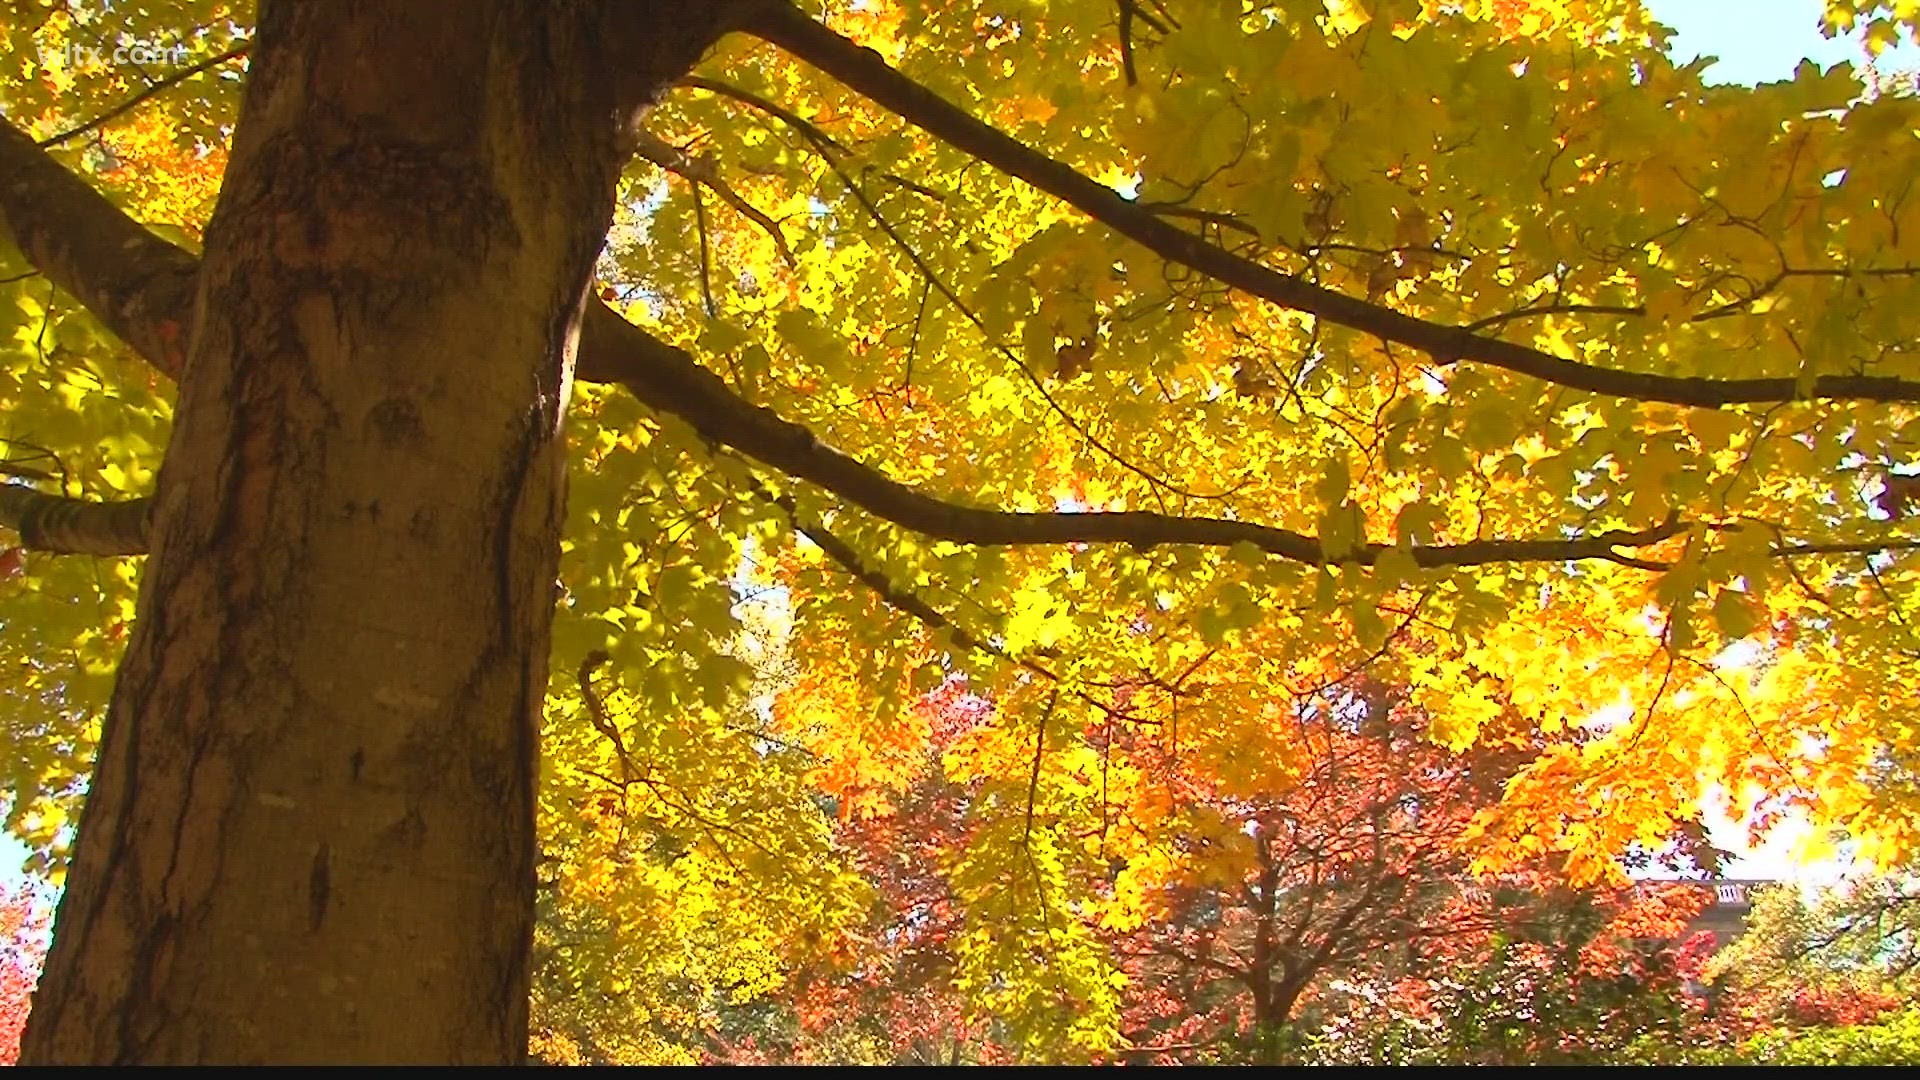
[5,0,1920,1063]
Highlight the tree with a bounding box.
[1103,680,1527,1063]
[719,678,1002,1066]
[1702,869,1916,1031]
[1310,881,1719,1064]
[524,627,864,1065]
[1,885,49,1065]
[722,677,1713,1064]
[7,0,1920,1063]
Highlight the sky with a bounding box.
[1647,0,1917,84]
[3,4,1906,897]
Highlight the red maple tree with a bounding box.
[2,886,50,1066]
[1103,679,1539,1063]
[745,672,1741,1064]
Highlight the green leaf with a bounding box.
[1316,455,1350,507]
[1667,601,1697,654]
[1712,589,1760,641]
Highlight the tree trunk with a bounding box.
[20,1,726,1063]
[1251,977,1307,1065]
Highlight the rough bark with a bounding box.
[19,1,726,1063]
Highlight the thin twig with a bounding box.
[633,129,797,268]
[691,182,717,319]
[37,45,248,149]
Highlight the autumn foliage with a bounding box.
[1,887,49,1066]
[706,673,1705,1063]
[1098,680,1527,1063]
[8,0,1920,1064]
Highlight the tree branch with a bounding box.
[0,120,196,378]
[753,482,1001,659]
[0,485,150,555]
[632,128,796,268]
[0,115,1854,572]
[739,2,1920,409]
[35,45,249,150]
[578,305,1691,567]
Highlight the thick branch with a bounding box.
[0,117,1811,569]
[0,485,150,555]
[578,304,1687,567]
[740,3,1920,409]
[0,121,195,378]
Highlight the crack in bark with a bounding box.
[307,845,331,932]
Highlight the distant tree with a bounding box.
[1,885,49,1066]
[761,678,1004,1065]
[1106,680,1531,1064]
[764,675,1599,1064]
[1306,881,1719,1064]
[1703,870,1916,1032]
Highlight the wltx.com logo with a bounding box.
[48,40,193,68]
